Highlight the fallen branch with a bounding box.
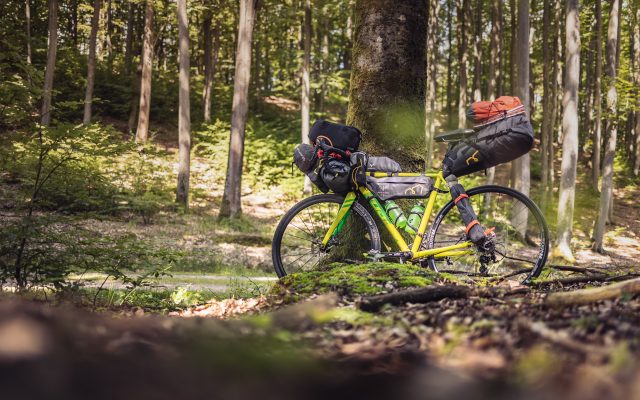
[359,285,471,312]
[545,277,640,307]
[546,265,607,275]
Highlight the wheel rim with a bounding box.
[427,188,548,283]
[278,200,375,275]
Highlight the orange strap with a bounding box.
[465,220,480,235]
[454,194,469,204]
[484,227,496,235]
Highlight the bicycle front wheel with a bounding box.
[272,194,381,278]
[423,185,549,283]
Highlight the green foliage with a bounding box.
[193,118,303,196]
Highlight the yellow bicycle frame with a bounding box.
[320,171,473,261]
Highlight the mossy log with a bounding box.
[359,285,471,312]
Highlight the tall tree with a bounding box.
[472,0,482,102]
[592,0,603,187]
[83,0,101,125]
[593,0,620,253]
[301,0,312,194]
[446,0,454,126]
[633,4,640,176]
[511,0,530,238]
[135,0,154,143]
[425,0,440,168]
[25,0,32,64]
[346,0,427,166]
[555,0,581,262]
[124,1,135,74]
[40,0,58,127]
[457,0,469,128]
[176,0,191,207]
[219,0,258,218]
[484,0,501,207]
[541,0,553,205]
[203,5,221,123]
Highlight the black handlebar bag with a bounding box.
[442,114,534,178]
[309,119,362,152]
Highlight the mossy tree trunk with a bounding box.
[346,0,427,168]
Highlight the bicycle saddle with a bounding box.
[434,128,476,143]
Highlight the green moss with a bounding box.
[270,262,438,300]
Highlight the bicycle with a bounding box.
[272,132,549,284]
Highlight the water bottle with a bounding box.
[384,200,407,230]
[405,202,425,234]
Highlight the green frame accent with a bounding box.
[320,171,474,261]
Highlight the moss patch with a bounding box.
[270,262,439,301]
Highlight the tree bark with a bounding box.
[125,1,135,75]
[511,0,530,238]
[472,0,482,102]
[424,0,440,169]
[633,5,640,176]
[301,0,312,194]
[592,0,603,187]
[484,0,501,198]
[346,0,427,167]
[593,0,620,253]
[219,0,258,218]
[40,0,58,127]
[203,6,220,124]
[446,0,454,127]
[486,0,501,100]
[541,0,552,207]
[176,0,191,208]
[135,0,154,143]
[83,0,101,125]
[25,0,32,64]
[554,0,581,262]
[509,0,516,93]
[456,0,469,128]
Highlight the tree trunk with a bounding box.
[219,0,258,218]
[487,0,501,100]
[445,0,454,127]
[484,0,501,199]
[593,0,620,253]
[634,5,640,176]
[83,0,101,125]
[346,0,427,167]
[41,0,58,127]
[541,0,552,207]
[511,0,530,239]
[425,0,440,169]
[509,0,516,93]
[301,0,312,194]
[457,0,469,128]
[176,0,191,208]
[135,0,154,143]
[125,1,134,75]
[592,0,603,186]
[203,8,214,123]
[472,0,482,102]
[105,0,113,71]
[554,0,581,262]
[25,0,32,64]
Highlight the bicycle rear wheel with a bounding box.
[272,194,381,278]
[423,185,549,283]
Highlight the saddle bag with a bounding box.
[309,119,362,152]
[442,113,534,178]
[366,175,434,201]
